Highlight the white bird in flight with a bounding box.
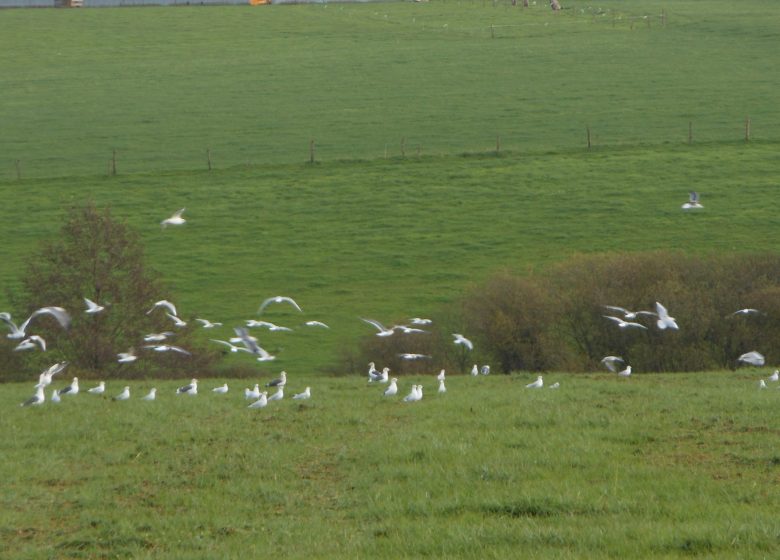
[166,313,187,328]
[212,383,229,394]
[246,320,292,332]
[144,344,191,356]
[738,351,765,366]
[361,318,395,337]
[14,335,46,352]
[233,327,276,361]
[526,376,543,389]
[144,331,174,343]
[141,388,157,401]
[681,191,703,210]
[117,349,137,364]
[729,308,763,317]
[87,381,105,395]
[146,300,177,317]
[304,320,330,329]
[161,208,186,227]
[37,361,67,387]
[398,353,430,360]
[195,318,223,329]
[210,339,251,354]
[176,379,198,395]
[453,333,473,351]
[600,356,625,372]
[1,306,71,340]
[603,305,656,321]
[293,387,311,400]
[655,302,679,330]
[113,386,131,401]
[603,315,648,330]
[410,318,432,325]
[83,297,106,314]
[258,296,303,314]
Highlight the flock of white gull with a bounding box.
[8,195,779,407]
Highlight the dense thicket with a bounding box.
[0,204,218,380]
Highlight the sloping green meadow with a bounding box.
[2,372,778,558]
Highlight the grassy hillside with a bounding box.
[2,372,778,558]
[0,0,778,179]
[2,141,779,374]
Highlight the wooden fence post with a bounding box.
[586,126,592,150]
[745,116,751,142]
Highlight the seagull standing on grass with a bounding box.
[384,378,398,396]
[212,383,229,394]
[681,191,703,210]
[293,387,311,400]
[161,208,186,227]
[176,379,198,395]
[769,370,779,382]
[618,365,632,377]
[113,386,131,401]
[87,381,105,395]
[51,389,61,404]
[141,388,157,401]
[438,379,446,394]
[738,351,765,366]
[470,364,479,376]
[268,387,284,402]
[245,384,261,400]
[549,382,560,389]
[759,379,767,389]
[20,384,45,407]
[59,377,79,396]
[258,296,303,314]
[266,371,287,388]
[526,376,543,389]
[437,369,446,382]
[248,392,268,409]
[655,302,679,330]
[403,385,419,402]
[83,298,106,314]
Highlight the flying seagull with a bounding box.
[453,333,474,351]
[681,191,703,210]
[113,386,131,401]
[293,387,311,400]
[245,320,293,332]
[195,318,223,329]
[1,307,71,340]
[143,344,191,356]
[166,313,187,328]
[117,349,137,364]
[729,308,764,317]
[304,320,330,329]
[14,335,46,352]
[176,379,198,395]
[655,302,679,330]
[83,297,106,314]
[258,296,303,314]
[38,361,67,387]
[210,339,251,354]
[233,327,276,361]
[738,351,765,366]
[144,331,174,343]
[603,315,648,330]
[161,208,186,227]
[410,318,432,325]
[146,300,177,317]
[398,353,431,360]
[603,306,656,321]
[600,356,625,373]
[361,318,395,337]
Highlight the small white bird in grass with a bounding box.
[161,208,186,228]
[384,378,398,396]
[618,365,632,377]
[248,392,268,409]
[437,369,446,382]
[470,364,479,376]
[480,365,490,376]
[113,386,131,401]
[212,383,229,394]
[759,379,767,389]
[195,318,223,329]
[245,384,261,400]
[258,296,303,314]
[117,349,137,364]
[87,381,105,395]
[51,389,61,404]
[403,385,419,402]
[769,370,779,382]
[146,300,177,317]
[83,297,106,314]
[143,344,191,356]
[176,379,198,395]
[453,333,474,351]
[266,371,287,388]
[603,315,648,330]
[1,306,71,340]
[14,335,46,352]
[526,376,543,389]
[655,302,679,330]
[268,387,284,402]
[600,356,625,373]
[144,331,174,343]
[361,318,395,337]
[738,351,765,366]
[681,191,703,210]
[293,387,311,400]
[438,379,446,394]
[304,320,330,329]
[20,384,46,407]
[369,367,389,383]
[166,313,187,328]
[549,382,560,389]
[59,377,79,396]
[603,306,656,321]
[410,318,432,325]
[141,388,157,401]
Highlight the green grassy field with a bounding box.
[0,0,778,179]
[2,372,778,558]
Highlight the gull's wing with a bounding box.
[603,315,623,324]
[604,305,629,315]
[84,297,99,311]
[147,300,177,316]
[655,302,669,319]
[173,208,185,218]
[20,306,71,333]
[361,318,387,332]
[167,345,191,356]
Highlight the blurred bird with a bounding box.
[403,385,420,402]
[603,315,648,330]
[233,327,276,361]
[166,313,187,328]
[267,387,284,402]
[729,308,763,317]
[144,331,174,343]
[113,386,130,401]
[384,378,398,396]
[399,353,430,360]
[453,333,473,351]
[759,379,767,389]
[2,306,71,340]
[410,318,432,325]
[437,369,446,382]
[59,377,79,396]
[600,356,625,373]
[146,300,177,316]
[526,376,543,389]
[549,382,560,389]
[87,381,105,395]
[266,371,287,388]
[117,349,137,364]
[361,318,395,337]
[681,191,703,210]
[83,297,106,314]
[176,379,198,395]
[293,387,311,400]
[258,296,303,314]
[14,335,46,352]
[51,389,61,404]
[603,305,656,321]
[438,379,446,394]
[144,344,191,356]
[618,365,632,377]
[655,302,679,330]
[738,351,765,366]
[245,320,292,332]
[212,383,229,394]
[480,365,490,376]
[195,318,223,329]
[304,320,330,329]
[141,388,157,401]
[245,384,261,400]
[161,208,186,227]
[20,384,45,407]
[248,392,268,409]
[38,362,67,387]
[470,364,479,376]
